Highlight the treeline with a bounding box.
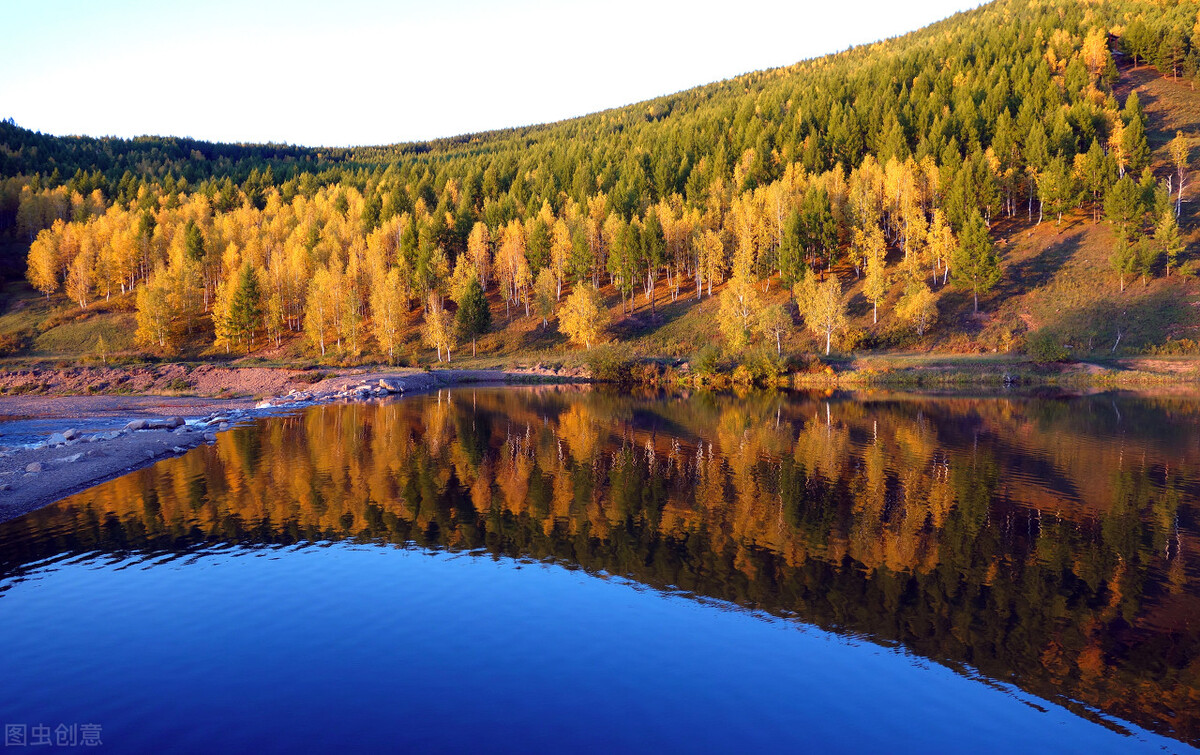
[4,0,1199,360]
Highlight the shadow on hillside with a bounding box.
[1000,230,1083,298]
[608,292,696,341]
[934,287,984,335]
[1045,286,1193,356]
[518,321,567,352]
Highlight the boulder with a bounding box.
[25,462,43,473]
[63,428,79,441]
[48,432,67,445]
[57,453,83,463]
[124,419,148,432]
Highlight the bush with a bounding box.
[1025,329,1068,362]
[1145,338,1200,356]
[585,345,635,383]
[0,330,31,356]
[630,361,666,385]
[739,348,785,384]
[841,327,866,353]
[691,344,723,377]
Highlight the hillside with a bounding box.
[1,0,1199,382]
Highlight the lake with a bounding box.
[0,387,1197,753]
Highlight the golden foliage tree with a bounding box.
[534,267,557,329]
[422,294,455,362]
[895,280,939,337]
[757,303,791,356]
[371,267,409,363]
[795,274,847,355]
[559,283,606,349]
[863,245,888,325]
[134,267,176,353]
[718,271,761,350]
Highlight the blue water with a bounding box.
[0,543,1183,754]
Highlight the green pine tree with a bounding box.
[455,277,492,357]
[226,264,263,353]
[951,209,1002,313]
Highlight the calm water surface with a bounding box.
[1,387,1198,753]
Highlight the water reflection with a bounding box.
[1,387,1198,746]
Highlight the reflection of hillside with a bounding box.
[0,387,1197,745]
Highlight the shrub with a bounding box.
[841,327,866,353]
[740,348,785,384]
[0,330,31,356]
[1145,338,1200,356]
[691,345,723,377]
[630,361,665,385]
[585,345,635,383]
[1026,329,1069,362]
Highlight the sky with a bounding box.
[1,0,984,148]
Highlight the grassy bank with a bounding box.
[0,351,1198,400]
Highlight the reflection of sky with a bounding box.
[0,545,1183,753]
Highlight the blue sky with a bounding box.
[1,0,983,147]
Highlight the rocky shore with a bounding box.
[0,368,569,522]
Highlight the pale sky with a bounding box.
[1,0,983,148]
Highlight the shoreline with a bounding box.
[2,358,1199,523]
[0,369,576,524]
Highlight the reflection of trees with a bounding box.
[1,387,1198,745]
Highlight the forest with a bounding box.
[1,0,1199,367]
